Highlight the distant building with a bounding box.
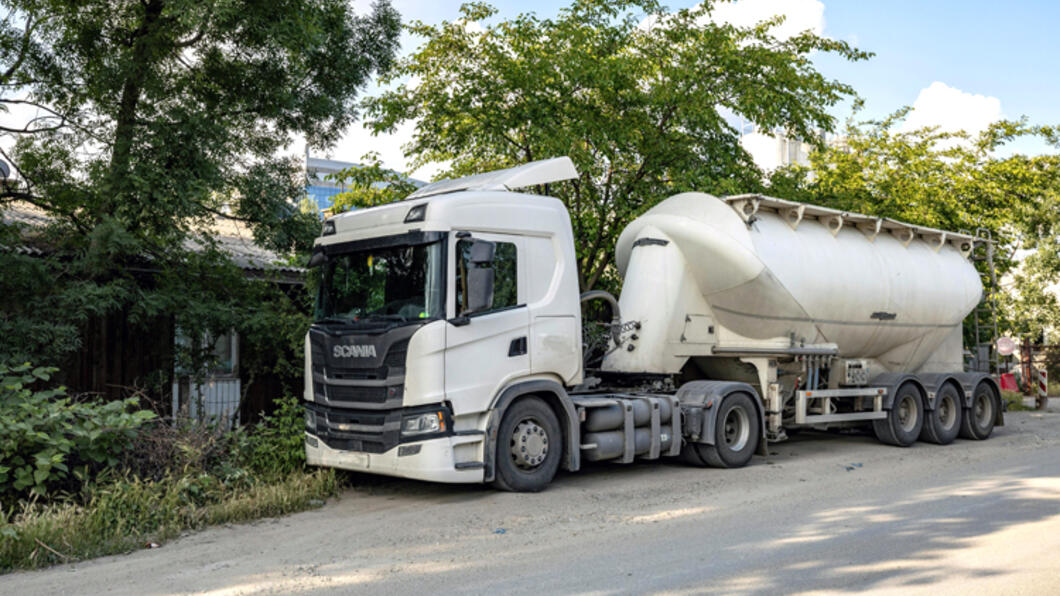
[304,153,425,215]
[738,122,813,173]
[306,156,359,213]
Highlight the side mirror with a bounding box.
[306,249,326,269]
[464,239,496,315]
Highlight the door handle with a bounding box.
[508,336,528,357]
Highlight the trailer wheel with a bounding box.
[873,382,923,447]
[683,392,759,469]
[919,383,962,445]
[959,381,998,440]
[492,396,562,492]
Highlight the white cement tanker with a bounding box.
[604,192,982,377]
[305,158,1002,492]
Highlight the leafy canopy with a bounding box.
[363,0,869,290]
[0,0,402,378]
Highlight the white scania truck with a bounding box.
[303,157,1002,491]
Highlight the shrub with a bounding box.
[243,395,307,479]
[0,363,156,503]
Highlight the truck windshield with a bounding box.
[315,240,444,325]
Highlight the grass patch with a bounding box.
[1001,390,1034,411]
[0,468,341,572]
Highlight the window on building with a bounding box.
[455,239,518,315]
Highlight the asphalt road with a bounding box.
[4,407,1059,595]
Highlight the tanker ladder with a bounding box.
[794,387,888,425]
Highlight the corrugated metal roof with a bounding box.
[2,202,304,275]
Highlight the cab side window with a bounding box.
[456,239,518,314]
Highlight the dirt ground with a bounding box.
[4,406,1060,595]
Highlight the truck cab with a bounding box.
[303,158,583,484]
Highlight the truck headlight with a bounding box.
[401,411,446,437]
[305,409,317,431]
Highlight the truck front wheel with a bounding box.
[492,396,562,492]
[682,392,759,468]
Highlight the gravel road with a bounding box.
[4,407,1059,595]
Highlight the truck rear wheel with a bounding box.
[959,382,998,440]
[873,382,923,447]
[682,392,759,468]
[492,396,562,492]
[919,383,962,445]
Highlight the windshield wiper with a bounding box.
[362,314,407,322]
[314,317,358,326]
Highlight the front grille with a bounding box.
[313,382,402,405]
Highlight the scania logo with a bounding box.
[333,344,377,358]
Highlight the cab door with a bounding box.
[444,233,530,414]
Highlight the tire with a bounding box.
[919,383,962,445]
[873,382,924,447]
[959,381,998,440]
[685,393,760,469]
[492,396,562,492]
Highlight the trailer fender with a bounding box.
[675,380,768,456]
[869,373,928,411]
[484,379,581,482]
[916,373,963,411]
[947,372,1005,427]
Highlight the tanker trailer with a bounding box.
[602,192,1002,463]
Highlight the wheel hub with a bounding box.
[510,419,549,469]
[974,394,992,426]
[897,395,918,432]
[939,395,957,428]
[723,407,750,451]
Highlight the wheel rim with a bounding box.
[938,394,957,429]
[897,394,919,432]
[723,406,750,451]
[974,393,993,428]
[510,417,549,470]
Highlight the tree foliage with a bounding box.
[327,152,419,213]
[767,111,1060,342]
[0,1,402,381]
[364,0,869,290]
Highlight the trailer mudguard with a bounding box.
[869,373,928,411]
[483,379,581,482]
[947,371,1005,426]
[674,380,768,456]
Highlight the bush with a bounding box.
[0,363,156,503]
[243,395,307,479]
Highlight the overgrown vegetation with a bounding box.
[0,364,155,502]
[0,372,339,572]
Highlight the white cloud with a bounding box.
[706,0,825,40]
[901,81,1002,136]
[327,119,444,182]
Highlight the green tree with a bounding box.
[767,110,1060,343]
[363,0,869,291]
[326,152,418,213]
[0,0,402,380]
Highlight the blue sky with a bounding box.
[337,0,1060,177]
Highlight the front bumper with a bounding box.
[305,432,485,484]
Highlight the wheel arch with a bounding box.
[949,372,1004,427]
[916,373,965,411]
[869,372,928,410]
[484,379,581,482]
